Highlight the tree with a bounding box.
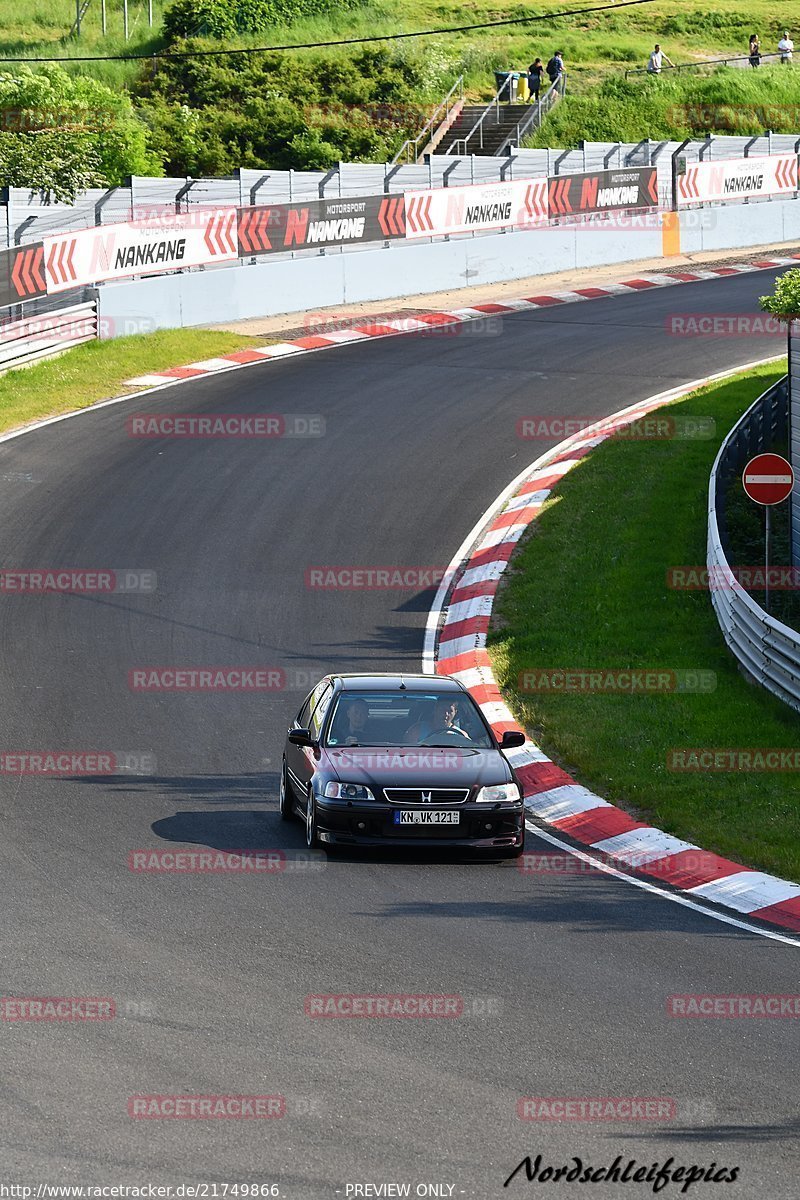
[0,65,161,200]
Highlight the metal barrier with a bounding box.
[707,374,800,712]
[0,300,97,373]
[625,51,784,77]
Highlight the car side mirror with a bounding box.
[500,730,525,749]
[288,727,314,748]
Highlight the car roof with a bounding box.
[334,673,464,694]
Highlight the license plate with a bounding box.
[393,810,460,825]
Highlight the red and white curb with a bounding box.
[122,255,800,389]
[424,358,800,940]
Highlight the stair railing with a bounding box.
[445,74,515,156]
[495,75,565,156]
[391,76,464,166]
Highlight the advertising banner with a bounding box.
[404,178,547,239]
[0,243,47,306]
[548,167,658,216]
[676,154,798,205]
[43,210,239,294]
[237,194,405,256]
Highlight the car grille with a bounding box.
[383,788,470,805]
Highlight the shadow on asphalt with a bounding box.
[616,1118,800,1143]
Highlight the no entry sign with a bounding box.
[742,453,794,506]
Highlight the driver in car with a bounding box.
[419,699,470,742]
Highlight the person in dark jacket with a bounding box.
[527,58,544,101]
[546,52,565,84]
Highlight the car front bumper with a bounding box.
[314,796,525,850]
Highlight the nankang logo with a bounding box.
[305,217,365,243]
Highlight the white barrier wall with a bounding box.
[95,199,800,337]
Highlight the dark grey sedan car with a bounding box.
[280,673,526,856]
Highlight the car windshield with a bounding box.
[324,690,495,749]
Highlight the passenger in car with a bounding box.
[330,698,369,744]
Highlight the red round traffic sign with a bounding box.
[742,453,794,506]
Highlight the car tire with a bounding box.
[305,787,320,849]
[279,759,294,822]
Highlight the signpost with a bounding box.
[742,452,794,612]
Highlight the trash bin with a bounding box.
[494,70,512,100]
[518,73,529,101]
[509,71,521,102]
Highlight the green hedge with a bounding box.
[163,0,358,40]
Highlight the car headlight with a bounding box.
[475,782,521,804]
[324,781,375,800]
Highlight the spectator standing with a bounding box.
[647,44,675,74]
[749,34,761,67]
[527,58,544,102]
[779,31,794,63]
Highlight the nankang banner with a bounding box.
[548,167,659,215]
[237,194,405,255]
[676,154,798,205]
[404,179,547,239]
[43,210,239,294]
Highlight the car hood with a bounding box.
[321,745,513,791]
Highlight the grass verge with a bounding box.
[0,327,258,436]
[488,361,800,883]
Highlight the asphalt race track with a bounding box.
[1,271,798,1198]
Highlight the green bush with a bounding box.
[0,65,160,199]
[163,0,360,40]
[134,42,438,173]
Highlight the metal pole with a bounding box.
[124,0,129,39]
[765,505,771,613]
[101,0,106,35]
[148,0,153,25]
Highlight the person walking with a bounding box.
[749,33,761,67]
[646,43,675,74]
[778,31,794,63]
[527,58,544,102]
[546,51,565,87]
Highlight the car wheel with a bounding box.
[305,787,320,849]
[279,759,294,822]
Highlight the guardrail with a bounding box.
[707,374,800,713]
[0,301,97,373]
[392,76,464,165]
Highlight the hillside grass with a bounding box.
[488,363,800,884]
[0,0,793,96]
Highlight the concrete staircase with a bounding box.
[438,104,533,156]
